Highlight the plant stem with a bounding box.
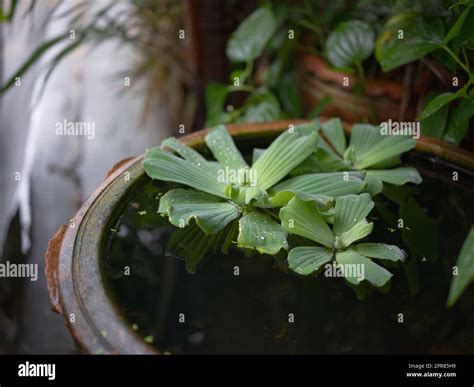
[442,44,471,77]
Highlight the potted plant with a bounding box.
[45,119,474,354]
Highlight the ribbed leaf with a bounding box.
[321,117,347,156]
[366,168,422,186]
[252,123,319,190]
[158,189,240,234]
[375,13,444,72]
[143,148,227,198]
[252,148,265,164]
[335,219,373,249]
[167,223,227,273]
[280,197,334,248]
[226,7,277,62]
[326,20,374,68]
[353,243,406,262]
[364,173,384,196]
[447,226,474,307]
[287,246,333,275]
[349,124,416,169]
[333,193,374,236]
[269,172,365,206]
[161,137,216,169]
[335,251,392,287]
[205,125,248,169]
[237,211,288,254]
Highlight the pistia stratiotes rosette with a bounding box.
[280,193,406,289]
[143,122,366,272]
[290,118,422,195]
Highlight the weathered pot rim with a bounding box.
[45,119,474,354]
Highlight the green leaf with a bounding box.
[0,0,18,21]
[326,20,375,68]
[376,13,444,71]
[167,223,226,273]
[321,117,347,156]
[143,148,227,198]
[158,189,240,234]
[335,250,393,287]
[444,5,473,44]
[420,94,450,139]
[205,83,229,126]
[364,173,384,196]
[269,172,365,206]
[287,246,333,275]
[417,91,464,120]
[350,124,416,169]
[1,33,70,93]
[239,91,281,123]
[444,97,474,145]
[252,123,319,190]
[222,220,239,254]
[161,137,216,169]
[333,193,374,236]
[335,219,374,249]
[226,7,277,62]
[366,167,422,186]
[447,226,474,307]
[205,125,248,169]
[353,243,406,262]
[280,197,334,248]
[252,148,265,164]
[237,210,288,254]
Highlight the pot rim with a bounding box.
[45,119,474,354]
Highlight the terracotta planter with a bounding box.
[44,120,474,354]
[297,54,419,123]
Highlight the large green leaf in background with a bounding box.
[237,210,288,254]
[205,82,230,127]
[444,97,474,145]
[158,189,240,234]
[326,20,375,68]
[447,226,474,307]
[417,91,464,120]
[143,148,227,198]
[280,197,335,248]
[239,91,281,123]
[376,13,444,71]
[226,7,277,62]
[205,125,248,169]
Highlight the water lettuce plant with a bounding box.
[143,121,420,293]
[144,122,364,260]
[290,118,422,195]
[280,194,405,288]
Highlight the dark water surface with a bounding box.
[103,150,474,354]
